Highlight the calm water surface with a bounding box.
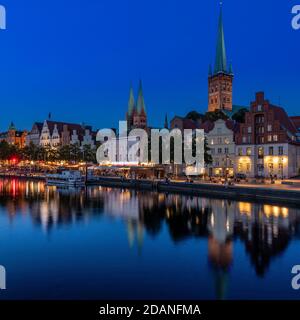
[0,178,299,300]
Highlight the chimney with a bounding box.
[256,92,265,104]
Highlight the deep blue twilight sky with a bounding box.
[0,0,299,131]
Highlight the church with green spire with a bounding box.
[208,4,234,113]
[126,80,148,130]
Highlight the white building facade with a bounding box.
[204,119,237,177]
[235,143,300,179]
[29,120,96,149]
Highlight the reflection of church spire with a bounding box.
[137,222,144,252]
[207,202,233,300]
[208,235,231,299]
[127,220,135,248]
[126,220,144,252]
[212,269,229,300]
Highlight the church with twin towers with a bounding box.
[125,4,235,131]
[126,80,148,131]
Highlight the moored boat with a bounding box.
[46,170,85,187]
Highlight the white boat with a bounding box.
[46,170,85,187]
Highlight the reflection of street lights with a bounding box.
[279,157,286,180]
[224,154,229,182]
[30,160,34,175]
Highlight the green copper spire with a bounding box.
[127,83,135,116]
[136,79,146,115]
[9,122,16,131]
[228,61,233,74]
[214,4,227,74]
[164,114,168,129]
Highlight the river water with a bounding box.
[0,178,299,300]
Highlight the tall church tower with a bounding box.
[133,80,147,130]
[208,4,233,112]
[126,84,136,130]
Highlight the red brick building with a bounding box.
[208,7,233,112]
[235,92,300,178]
[0,122,27,148]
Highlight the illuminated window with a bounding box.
[246,147,251,156]
[258,147,264,158]
[267,135,272,142]
[273,135,278,142]
[268,163,274,170]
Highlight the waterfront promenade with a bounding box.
[1,170,300,204]
[89,176,300,205]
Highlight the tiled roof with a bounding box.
[35,122,44,132]
[200,119,239,134]
[200,121,215,133]
[46,121,84,135]
[270,105,298,135]
[290,116,300,131]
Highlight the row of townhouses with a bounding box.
[170,8,300,179]
[1,7,300,180]
[0,120,97,149]
[170,92,300,179]
[200,92,300,179]
[27,120,97,148]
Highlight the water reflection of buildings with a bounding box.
[0,179,300,295]
[100,188,144,249]
[0,179,105,230]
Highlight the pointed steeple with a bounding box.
[136,79,146,115]
[164,114,168,129]
[9,122,16,131]
[228,61,233,74]
[214,3,227,74]
[127,83,135,116]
